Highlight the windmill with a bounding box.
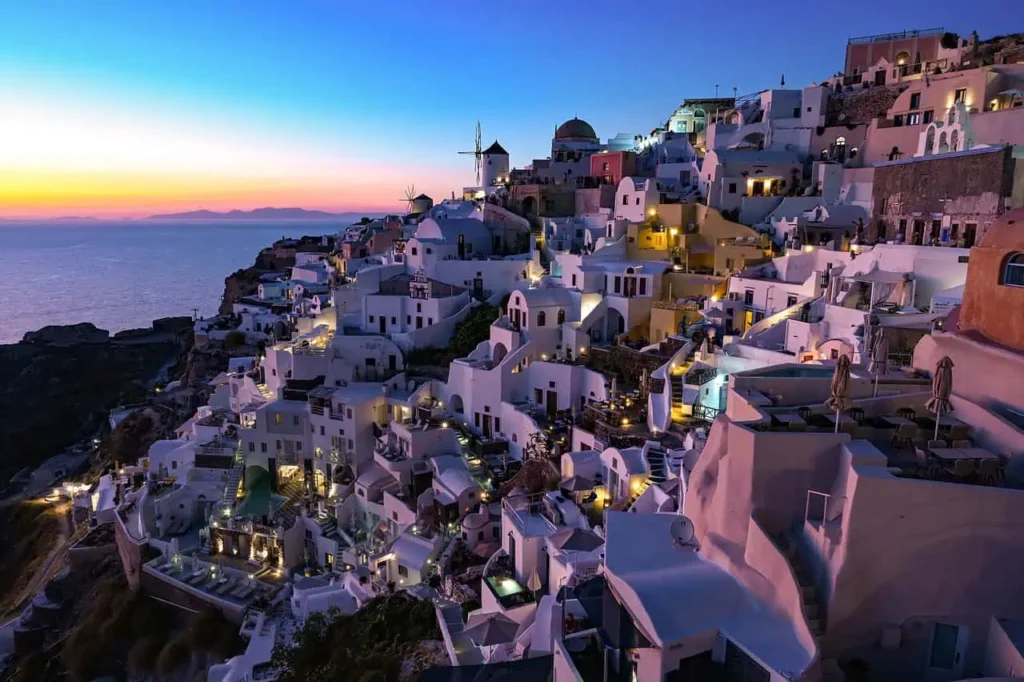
[459,120,483,185]
[398,184,418,212]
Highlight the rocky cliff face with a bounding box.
[94,407,174,468]
[0,327,185,487]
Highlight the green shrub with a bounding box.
[224,330,246,349]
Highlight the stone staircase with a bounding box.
[646,446,668,485]
[223,462,244,504]
[256,383,273,401]
[273,477,307,530]
[776,532,826,638]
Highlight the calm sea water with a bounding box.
[0,220,351,344]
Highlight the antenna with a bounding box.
[670,515,696,549]
[458,120,483,185]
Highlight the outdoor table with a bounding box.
[824,413,855,425]
[882,415,916,427]
[773,412,806,426]
[929,447,999,462]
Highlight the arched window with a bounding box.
[938,132,949,154]
[557,309,566,325]
[1003,253,1024,287]
[537,311,546,327]
[951,129,959,152]
[835,136,847,147]
[895,51,910,65]
[924,126,936,155]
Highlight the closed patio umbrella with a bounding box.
[925,356,955,441]
[867,328,889,398]
[825,355,853,433]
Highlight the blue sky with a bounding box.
[0,0,1019,215]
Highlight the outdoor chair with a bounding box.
[950,424,970,441]
[952,439,972,449]
[978,458,1001,485]
[840,420,858,435]
[951,459,976,479]
[891,423,917,449]
[927,439,947,450]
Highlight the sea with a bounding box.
[0,219,365,345]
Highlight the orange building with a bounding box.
[958,208,1024,352]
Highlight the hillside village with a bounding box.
[6,27,1024,682]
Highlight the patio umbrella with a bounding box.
[925,356,955,441]
[464,612,519,647]
[548,527,605,553]
[527,571,543,600]
[867,328,889,398]
[610,377,618,398]
[824,355,853,433]
[559,475,596,493]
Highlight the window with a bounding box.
[728,182,737,194]
[358,488,365,498]
[296,442,302,451]
[426,248,433,255]
[492,526,500,540]
[744,289,754,306]
[248,442,255,452]
[369,315,375,323]
[635,197,640,205]
[406,315,411,324]
[787,295,798,307]
[954,88,967,104]
[537,311,546,327]
[391,317,396,324]
[907,112,921,126]
[276,440,282,450]
[293,415,299,426]
[261,443,267,453]
[320,425,325,436]
[923,110,934,124]
[557,309,565,324]
[411,247,418,255]
[274,414,282,425]
[909,92,921,109]
[1003,253,1024,287]
[571,274,577,287]
[614,276,622,294]
[639,278,647,296]
[416,303,422,312]
[622,194,629,206]
[893,114,904,127]
[347,408,353,418]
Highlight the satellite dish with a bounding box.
[670,515,696,548]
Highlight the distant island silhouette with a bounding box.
[146,207,382,220]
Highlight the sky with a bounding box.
[0,0,1019,218]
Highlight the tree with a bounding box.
[224,330,246,349]
[156,636,191,678]
[273,595,441,682]
[940,32,960,49]
[127,635,164,676]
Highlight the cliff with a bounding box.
[218,236,334,314]
[0,324,187,487]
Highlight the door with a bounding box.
[743,309,754,332]
[388,354,397,372]
[416,316,423,329]
[473,278,484,298]
[752,180,764,197]
[482,414,492,438]
[928,623,968,678]
[457,234,466,259]
[379,316,386,334]
[963,224,977,248]
[547,391,558,419]
[875,69,886,86]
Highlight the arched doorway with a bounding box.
[492,342,508,365]
[451,394,465,415]
[522,196,538,216]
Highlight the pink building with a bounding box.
[682,354,1024,681]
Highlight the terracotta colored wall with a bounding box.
[870,147,1012,240]
[959,245,1024,351]
[589,151,636,185]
